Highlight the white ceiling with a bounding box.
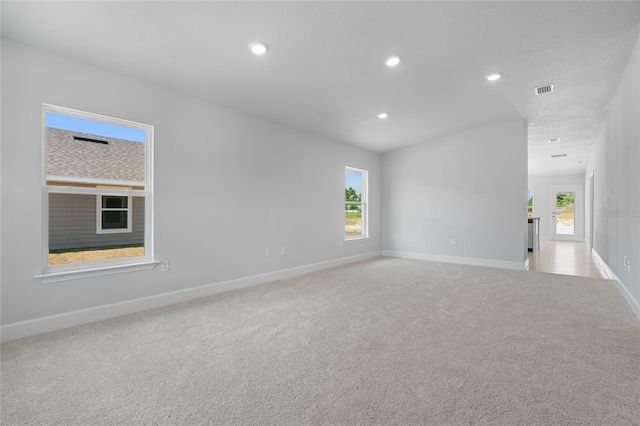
[2,1,639,176]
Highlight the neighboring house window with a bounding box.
[97,195,132,234]
[345,166,368,239]
[42,104,153,273]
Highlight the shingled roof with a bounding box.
[46,127,145,183]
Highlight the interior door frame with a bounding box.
[550,184,583,242]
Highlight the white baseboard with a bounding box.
[592,249,640,321]
[1,251,381,343]
[382,250,527,271]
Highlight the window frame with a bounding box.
[344,166,369,240]
[40,104,155,279]
[96,195,133,234]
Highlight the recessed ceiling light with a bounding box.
[548,138,561,143]
[248,41,269,55]
[486,73,502,81]
[377,112,389,119]
[384,56,401,67]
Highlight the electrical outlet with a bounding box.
[161,260,170,272]
[451,238,457,245]
[281,247,287,255]
[266,248,271,257]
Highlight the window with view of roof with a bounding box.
[42,104,153,273]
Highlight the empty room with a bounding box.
[1,1,639,425]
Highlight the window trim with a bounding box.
[345,166,368,240]
[39,104,154,279]
[35,261,161,284]
[96,195,132,234]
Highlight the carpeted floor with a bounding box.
[2,257,640,425]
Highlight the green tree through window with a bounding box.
[345,167,367,238]
[345,187,361,211]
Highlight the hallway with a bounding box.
[528,240,610,279]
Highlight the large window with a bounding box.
[345,166,368,239]
[42,104,153,275]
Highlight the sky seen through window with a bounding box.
[46,112,145,143]
[345,169,362,194]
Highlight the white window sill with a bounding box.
[35,261,161,284]
[344,236,371,244]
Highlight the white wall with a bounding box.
[528,174,585,240]
[382,119,528,269]
[586,33,640,316]
[0,39,381,336]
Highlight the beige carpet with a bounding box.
[2,257,640,425]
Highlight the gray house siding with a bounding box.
[49,194,144,251]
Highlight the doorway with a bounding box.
[550,185,583,241]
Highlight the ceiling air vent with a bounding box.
[535,84,555,95]
[551,153,567,158]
